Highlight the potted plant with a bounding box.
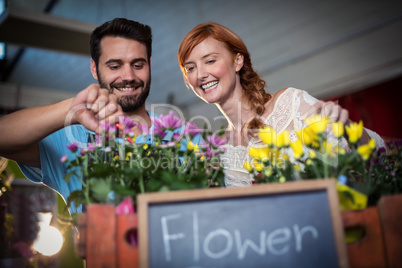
[61,112,227,267]
[243,115,402,267]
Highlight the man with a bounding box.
[0,18,158,213]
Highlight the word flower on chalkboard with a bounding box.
[244,115,402,207]
[61,112,226,211]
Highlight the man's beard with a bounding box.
[98,73,151,113]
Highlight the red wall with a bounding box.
[327,76,402,139]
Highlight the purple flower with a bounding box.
[200,141,214,159]
[119,115,137,129]
[184,122,201,137]
[153,127,167,139]
[207,134,227,147]
[139,124,149,136]
[66,142,79,153]
[173,132,182,141]
[377,147,386,155]
[151,111,183,131]
[80,143,95,155]
[101,122,110,132]
[386,141,395,150]
[124,128,135,135]
[95,134,104,147]
[109,124,117,133]
[395,139,402,149]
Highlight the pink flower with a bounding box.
[172,132,182,141]
[109,124,117,133]
[183,122,201,137]
[115,196,135,214]
[60,155,68,163]
[207,134,227,147]
[151,111,183,131]
[80,143,95,155]
[200,141,214,159]
[153,127,167,139]
[101,122,110,132]
[66,142,79,153]
[119,115,137,129]
[139,124,149,136]
[95,134,104,147]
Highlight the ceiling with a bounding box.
[1,0,402,122]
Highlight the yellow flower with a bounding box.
[187,141,194,151]
[258,127,277,147]
[243,161,253,172]
[253,159,264,172]
[293,164,301,171]
[357,144,373,160]
[290,139,304,159]
[142,144,149,150]
[306,159,313,165]
[309,150,316,158]
[368,139,376,150]
[277,131,290,148]
[333,146,346,155]
[322,141,334,157]
[305,114,330,135]
[296,127,319,148]
[331,122,344,138]
[125,152,132,161]
[194,144,200,152]
[279,176,286,183]
[345,121,363,144]
[264,167,273,177]
[248,146,270,161]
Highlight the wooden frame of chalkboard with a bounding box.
[138,179,348,268]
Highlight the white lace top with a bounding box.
[220,87,385,187]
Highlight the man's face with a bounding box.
[91,36,151,112]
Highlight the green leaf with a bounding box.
[66,190,86,209]
[88,178,112,202]
[64,172,73,183]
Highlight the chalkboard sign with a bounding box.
[138,180,348,268]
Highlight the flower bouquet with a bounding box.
[62,111,227,213]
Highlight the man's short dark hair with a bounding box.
[90,18,152,68]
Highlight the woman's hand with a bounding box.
[308,100,349,124]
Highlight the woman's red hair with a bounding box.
[178,23,271,133]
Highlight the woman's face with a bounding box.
[183,37,243,104]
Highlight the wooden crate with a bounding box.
[77,194,402,268]
[76,205,139,268]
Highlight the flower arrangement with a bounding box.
[62,111,226,212]
[244,115,402,208]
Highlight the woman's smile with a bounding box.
[201,81,219,92]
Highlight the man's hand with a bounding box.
[67,84,124,133]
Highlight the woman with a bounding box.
[178,22,384,187]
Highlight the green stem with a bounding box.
[338,152,357,176]
[323,154,329,178]
[310,161,322,178]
